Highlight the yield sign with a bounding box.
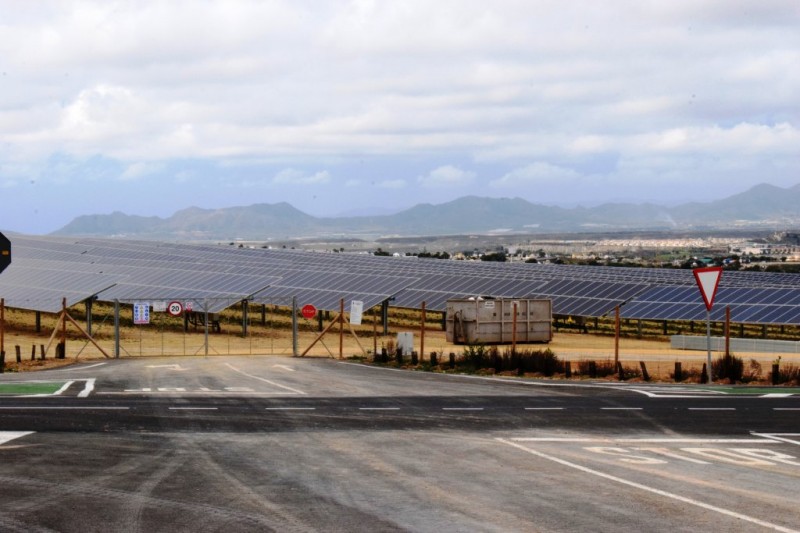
[693,266,723,311]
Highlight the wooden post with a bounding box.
[420,301,426,362]
[60,297,67,359]
[639,361,650,381]
[339,298,344,359]
[15,345,21,363]
[614,305,620,367]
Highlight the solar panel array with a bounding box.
[0,234,798,324]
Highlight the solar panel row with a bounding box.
[1,234,798,325]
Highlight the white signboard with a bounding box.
[133,302,150,325]
[152,301,167,313]
[350,300,364,325]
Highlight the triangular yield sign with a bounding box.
[693,266,723,311]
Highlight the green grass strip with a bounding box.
[0,382,68,395]
[695,386,800,395]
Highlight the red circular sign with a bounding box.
[167,301,184,317]
[301,304,317,319]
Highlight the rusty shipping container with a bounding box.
[445,297,552,345]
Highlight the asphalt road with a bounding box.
[0,356,797,532]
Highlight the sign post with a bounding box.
[693,266,723,383]
[0,232,10,275]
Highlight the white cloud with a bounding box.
[119,162,164,182]
[0,1,798,230]
[272,168,331,185]
[418,165,476,187]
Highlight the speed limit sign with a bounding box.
[167,301,184,316]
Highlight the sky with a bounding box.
[1,0,798,234]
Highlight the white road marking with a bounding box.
[773,408,800,411]
[272,364,295,372]
[442,407,484,411]
[78,378,95,398]
[169,407,218,411]
[264,407,316,411]
[524,407,565,410]
[496,438,800,533]
[224,363,306,395]
[752,433,800,446]
[57,362,107,371]
[359,407,400,411]
[0,431,35,445]
[510,437,777,444]
[688,407,736,411]
[146,364,186,371]
[0,406,129,410]
[601,407,642,410]
[53,381,74,396]
[762,393,792,398]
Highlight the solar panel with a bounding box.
[3,234,799,325]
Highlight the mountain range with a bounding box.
[53,183,800,241]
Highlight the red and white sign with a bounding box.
[693,266,723,311]
[167,301,184,317]
[301,304,317,319]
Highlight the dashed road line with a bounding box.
[359,407,401,411]
[442,407,484,411]
[601,407,642,410]
[688,407,736,411]
[264,407,316,411]
[168,407,219,411]
[524,407,564,410]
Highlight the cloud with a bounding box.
[119,161,164,181]
[490,163,581,188]
[418,165,476,187]
[0,1,798,231]
[272,168,331,185]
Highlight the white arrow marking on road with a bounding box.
[0,431,34,446]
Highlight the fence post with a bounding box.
[674,362,682,382]
[564,360,571,378]
[15,345,21,363]
[639,361,650,381]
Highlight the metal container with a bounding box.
[445,297,552,344]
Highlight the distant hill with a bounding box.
[52,183,800,240]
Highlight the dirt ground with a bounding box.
[2,316,797,383]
